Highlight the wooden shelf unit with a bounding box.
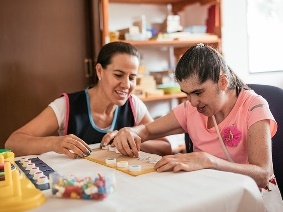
[101,0,222,48]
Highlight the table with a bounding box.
[22,145,265,212]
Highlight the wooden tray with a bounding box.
[85,148,161,176]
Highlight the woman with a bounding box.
[5,41,171,159]
[112,43,282,210]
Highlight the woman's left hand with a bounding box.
[154,152,214,172]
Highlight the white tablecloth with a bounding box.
[20,145,265,212]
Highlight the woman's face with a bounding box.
[97,53,139,106]
[178,75,226,117]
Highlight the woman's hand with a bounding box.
[113,127,141,157]
[154,152,214,172]
[54,134,92,159]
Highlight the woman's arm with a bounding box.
[154,119,272,188]
[5,106,91,158]
[114,111,185,157]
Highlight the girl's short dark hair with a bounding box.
[175,43,246,96]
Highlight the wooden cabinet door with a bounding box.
[0,0,98,147]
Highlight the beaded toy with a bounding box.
[49,172,116,200]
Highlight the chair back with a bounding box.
[248,84,283,194]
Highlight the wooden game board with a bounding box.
[85,148,162,176]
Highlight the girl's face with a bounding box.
[97,53,139,106]
[179,75,227,117]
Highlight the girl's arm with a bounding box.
[154,119,272,188]
[114,111,185,157]
[138,111,172,156]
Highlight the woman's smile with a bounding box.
[115,90,128,99]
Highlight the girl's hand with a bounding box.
[100,130,118,148]
[154,152,214,172]
[113,127,141,157]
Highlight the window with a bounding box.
[247,0,283,73]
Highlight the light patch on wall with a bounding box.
[247,0,283,73]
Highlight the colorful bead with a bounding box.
[50,173,115,200]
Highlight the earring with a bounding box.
[98,77,101,81]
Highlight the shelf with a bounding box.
[139,92,187,102]
[118,34,220,47]
[109,0,218,6]
[109,0,219,14]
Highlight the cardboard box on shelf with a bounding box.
[135,75,164,98]
[146,89,164,97]
[117,26,139,40]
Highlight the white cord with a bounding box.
[212,115,234,163]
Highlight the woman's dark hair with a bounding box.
[93,41,140,85]
[175,43,246,96]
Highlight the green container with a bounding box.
[0,149,11,153]
[157,83,181,94]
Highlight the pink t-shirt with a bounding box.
[173,89,277,164]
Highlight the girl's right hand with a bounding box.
[113,127,141,158]
[100,130,118,148]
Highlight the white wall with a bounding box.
[222,0,283,88]
[109,4,167,31]
[109,3,170,72]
